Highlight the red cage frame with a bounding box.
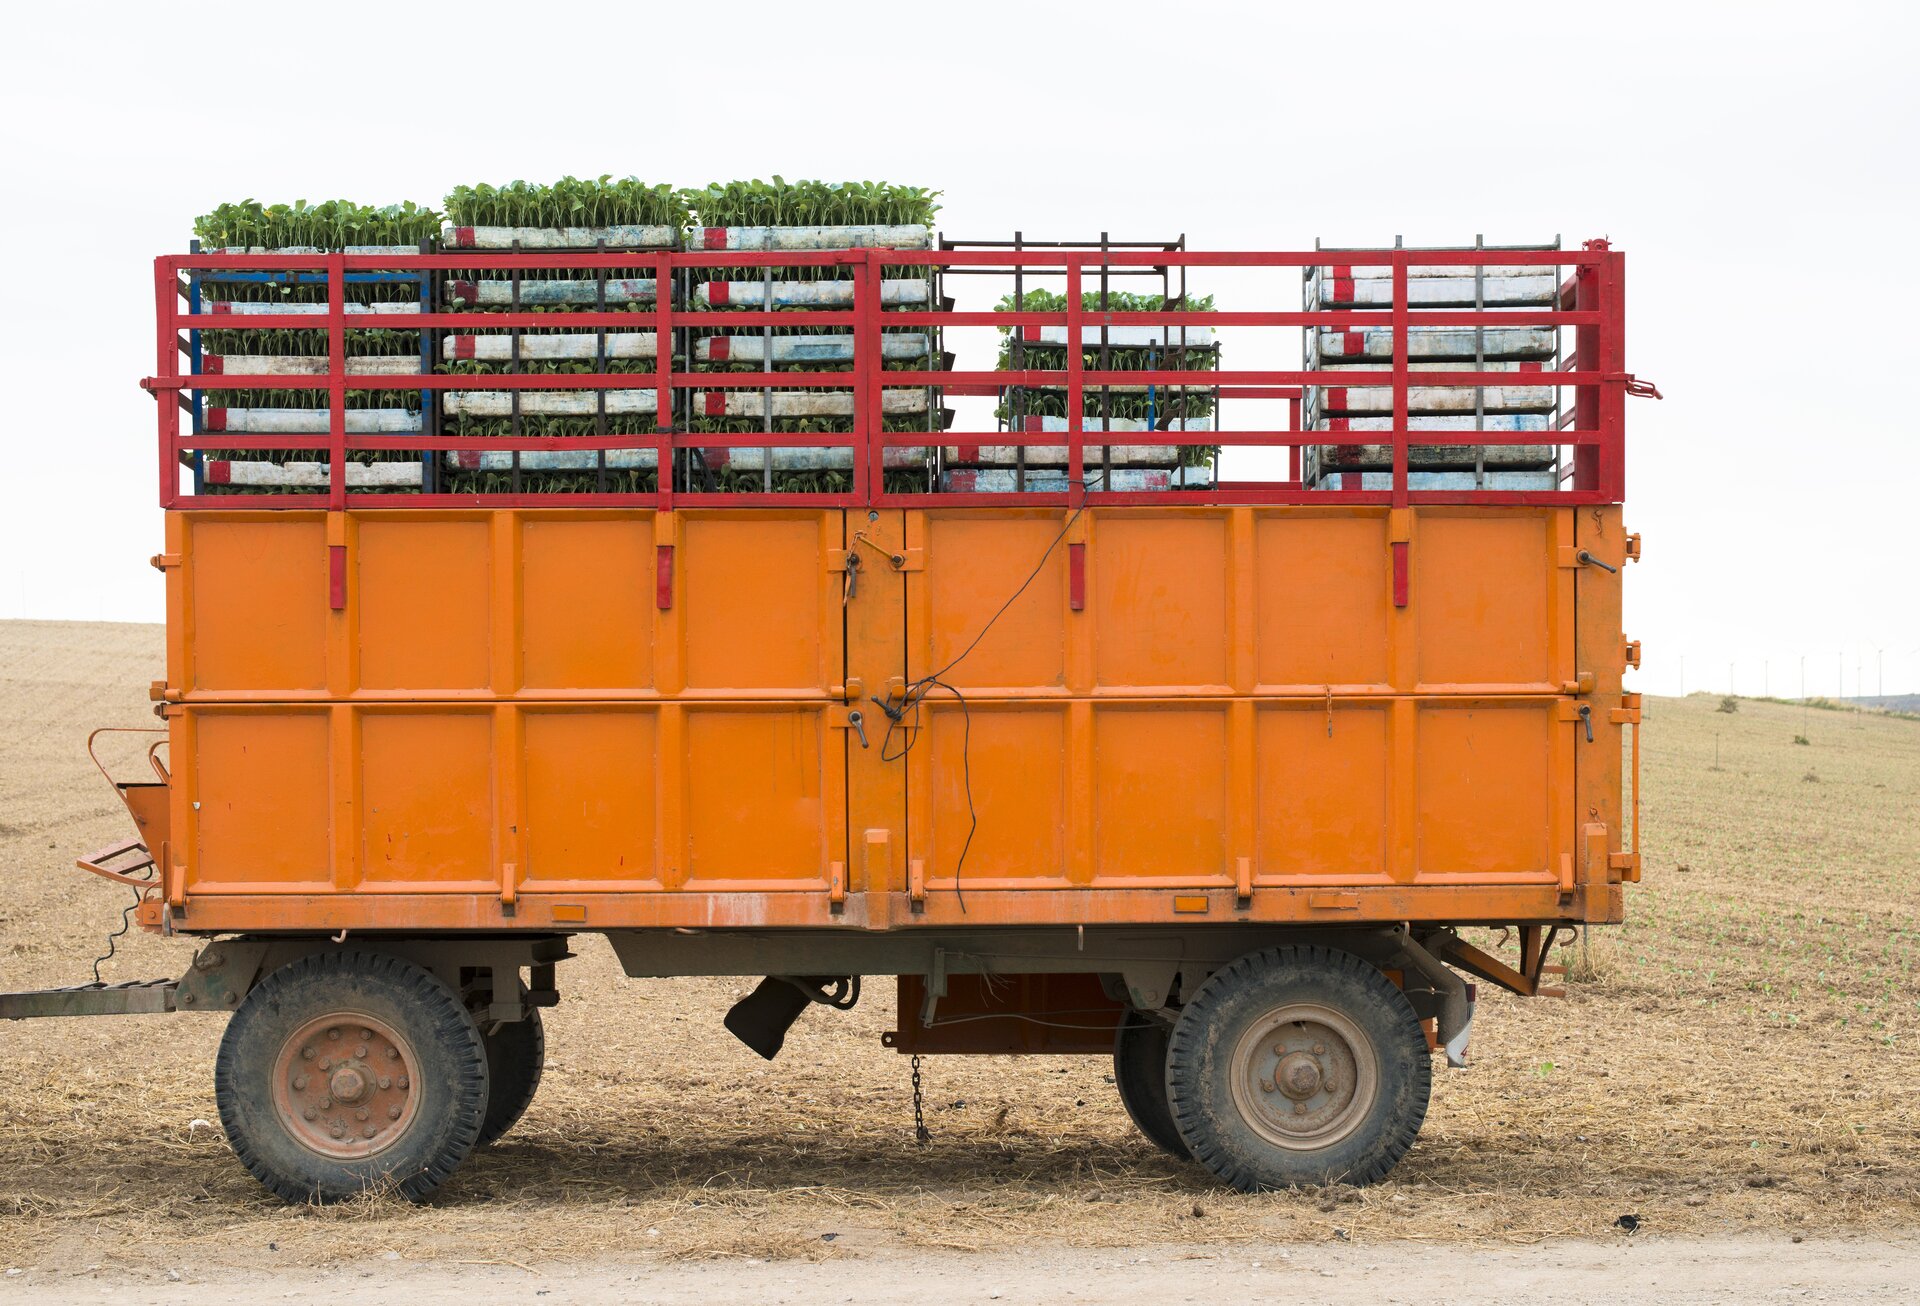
[144,243,1629,511]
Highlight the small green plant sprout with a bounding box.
[1793,734,1811,745]
[1718,696,1740,714]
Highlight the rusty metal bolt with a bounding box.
[302,1108,316,1121]
[317,1057,331,1071]
[360,1029,373,1040]
[301,1047,315,1061]
[1294,1102,1307,1115]
[388,1106,401,1120]
[397,1076,409,1090]
[1260,1078,1276,1094]
[1312,1044,1325,1055]
[363,1126,377,1139]
[293,1075,308,1091]
[355,1108,369,1122]
[386,1047,400,1061]
[327,1029,340,1041]
[378,1077,391,1091]
[356,1045,368,1059]
[329,1123,345,1138]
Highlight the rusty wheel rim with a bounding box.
[1229,1002,1378,1153]
[270,1012,420,1160]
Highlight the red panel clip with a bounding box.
[1068,542,1086,611]
[656,544,675,611]
[1391,541,1409,608]
[327,544,346,611]
[1610,372,1663,401]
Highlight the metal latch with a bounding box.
[149,553,181,571]
[1606,372,1664,400]
[1623,639,1642,670]
[1559,700,1594,742]
[830,705,870,748]
[1624,533,1642,562]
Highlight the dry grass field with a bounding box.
[1,619,1916,1277]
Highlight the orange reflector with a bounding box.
[1172,895,1209,914]
[552,904,587,924]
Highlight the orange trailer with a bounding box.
[6,238,1649,1202]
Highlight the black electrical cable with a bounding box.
[875,476,1101,912]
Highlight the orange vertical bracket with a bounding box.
[1234,856,1252,906]
[326,513,349,612]
[862,829,893,931]
[328,546,347,611]
[1387,508,1414,608]
[1068,542,1086,611]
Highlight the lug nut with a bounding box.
[397,1076,409,1089]
[317,1058,331,1071]
[388,1106,402,1120]
[363,1126,377,1139]
[293,1075,308,1091]
[302,1108,316,1121]
[356,1108,369,1122]
[378,1077,391,1091]
[360,1029,373,1040]
[1294,1103,1307,1115]
[386,1048,400,1061]
[356,1045,368,1059]
[1260,1079,1275,1094]
[301,1047,315,1061]
[1312,1044,1325,1055]
[327,1029,340,1041]
[329,1123,344,1138]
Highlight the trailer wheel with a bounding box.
[215,950,488,1204]
[1165,945,1430,1190]
[476,1007,545,1147]
[1112,1010,1191,1160]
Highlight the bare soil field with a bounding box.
[1,620,1916,1291]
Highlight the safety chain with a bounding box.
[910,1053,930,1146]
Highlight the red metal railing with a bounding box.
[145,244,1630,510]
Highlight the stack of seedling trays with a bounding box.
[680,181,945,495]
[955,286,1219,494]
[437,179,686,495]
[189,201,438,494]
[1302,247,1561,491]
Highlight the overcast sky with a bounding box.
[1,0,1913,697]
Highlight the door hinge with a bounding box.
[149,553,182,571]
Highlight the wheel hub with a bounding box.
[1231,1004,1378,1152]
[271,1013,418,1160]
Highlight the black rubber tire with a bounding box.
[215,950,489,1203]
[1165,945,1430,1191]
[476,1007,545,1147]
[1113,1009,1192,1161]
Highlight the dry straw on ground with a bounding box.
[0,620,1915,1273]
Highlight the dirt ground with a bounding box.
[2,620,1917,1296]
